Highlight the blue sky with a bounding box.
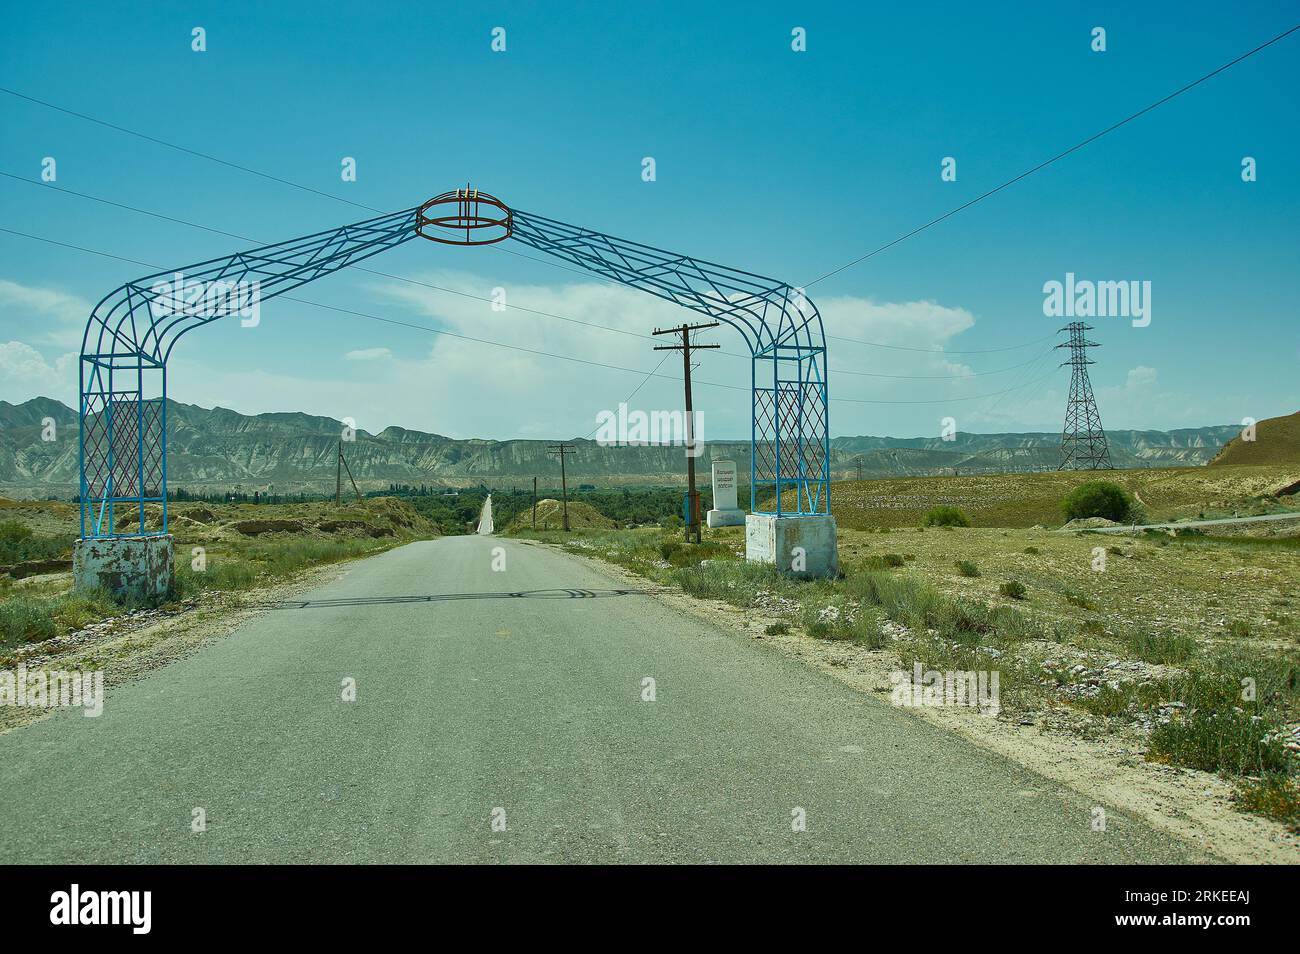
[1,1,1296,440]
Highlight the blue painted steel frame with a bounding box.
[79,208,420,537]
[77,198,830,538]
[509,209,830,517]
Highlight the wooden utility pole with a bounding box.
[547,443,575,531]
[336,440,362,505]
[653,321,719,544]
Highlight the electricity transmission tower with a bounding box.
[1056,322,1112,470]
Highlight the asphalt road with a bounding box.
[0,536,1206,863]
[1075,511,1300,534]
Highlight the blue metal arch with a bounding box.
[508,209,830,516]
[78,196,829,538]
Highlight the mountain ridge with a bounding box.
[0,396,1259,496]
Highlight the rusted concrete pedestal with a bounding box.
[745,514,839,579]
[74,535,174,601]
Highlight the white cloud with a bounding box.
[344,273,989,439]
[1124,365,1158,389]
[820,296,976,351]
[0,279,90,348]
[0,270,1019,439]
[344,347,392,361]
[0,340,77,404]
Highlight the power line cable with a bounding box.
[6,87,1095,360]
[0,226,677,380]
[0,225,1068,407]
[0,172,1046,380]
[17,27,1264,410]
[0,171,659,344]
[9,18,1289,376]
[583,353,672,440]
[0,86,382,214]
[826,330,1056,354]
[803,23,1300,288]
[978,341,1060,421]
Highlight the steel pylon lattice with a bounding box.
[1055,321,1112,471]
[78,190,830,538]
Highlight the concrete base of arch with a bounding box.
[744,514,838,579]
[74,535,174,602]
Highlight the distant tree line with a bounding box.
[167,488,331,505]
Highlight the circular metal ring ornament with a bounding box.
[416,189,513,245]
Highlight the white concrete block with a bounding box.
[74,535,174,601]
[706,508,747,528]
[745,513,839,579]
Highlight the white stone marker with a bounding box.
[706,458,746,527]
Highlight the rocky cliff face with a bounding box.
[0,397,1243,496]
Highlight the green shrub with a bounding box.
[0,587,120,647]
[659,539,730,568]
[1121,629,1198,665]
[0,520,71,565]
[954,560,980,577]
[998,580,1028,600]
[864,553,905,570]
[1063,590,1093,610]
[0,594,57,643]
[173,537,392,597]
[797,599,887,647]
[672,559,785,606]
[1234,774,1300,831]
[1072,682,1152,718]
[841,568,1037,644]
[1023,546,1040,555]
[922,506,970,528]
[1227,619,1252,639]
[1062,481,1132,522]
[0,520,33,544]
[764,622,790,636]
[1148,709,1292,776]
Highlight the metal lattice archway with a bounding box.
[79,190,830,538]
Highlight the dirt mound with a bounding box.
[113,506,165,531]
[1210,411,1300,467]
[317,519,394,537]
[1,558,72,579]
[356,497,433,533]
[227,518,307,536]
[507,499,617,531]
